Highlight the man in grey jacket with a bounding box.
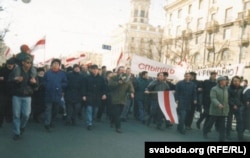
[203,76,229,142]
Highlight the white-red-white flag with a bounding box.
[31,37,46,53]
[116,52,123,66]
[157,91,178,124]
[4,47,12,59]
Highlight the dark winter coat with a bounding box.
[243,86,250,130]
[175,80,197,110]
[8,67,38,97]
[134,77,151,101]
[202,78,217,108]
[82,74,107,106]
[43,69,67,103]
[145,79,170,101]
[0,65,14,95]
[228,85,244,109]
[65,71,84,103]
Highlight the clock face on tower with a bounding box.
[22,0,31,3]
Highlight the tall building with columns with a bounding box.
[108,0,164,69]
[162,0,250,71]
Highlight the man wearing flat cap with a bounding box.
[203,76,229,142]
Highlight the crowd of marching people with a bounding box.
[0,44,250,142]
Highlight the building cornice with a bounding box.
[164,0,189,12]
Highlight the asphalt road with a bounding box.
[0,115,249,158]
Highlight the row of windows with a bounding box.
[170,21,236,38]
[134,10,147,18]
[169,1,250,22]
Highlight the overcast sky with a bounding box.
[1,0,166,63]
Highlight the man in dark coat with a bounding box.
[243,82,250,131]
[82,64,107,130]
[145,72,171,130]
[175,73,197,134]
[43,59,67,132]
[64,64,84,126]
[196,72,217,129]
[8,56,38,140]
[0,58,16,127]
[227,76,245,140]
[31,67,45,123]
[133,71,151,123]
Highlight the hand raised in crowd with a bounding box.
[101,95,107,100]
[14,76,23,82]
[0,77,4,81]
[218,104,224,109]
[144,90,149,94]
[130,93,134,99]
[194,100,197,104]
[30,77,37,84]
[118,80,123,84]
[82,96,86,101]
[233,105,238,110]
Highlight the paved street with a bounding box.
[0,115,249,158]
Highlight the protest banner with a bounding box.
[131,55,186,80]
[190,64,245,80]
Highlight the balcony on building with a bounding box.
[239,33,250,46]
[206,20,219,34]
[206,44,215,52]
[163,35,174,45]
[236,9,250,26]
[182,29,192,40]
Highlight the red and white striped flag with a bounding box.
[4,47,12,59]
[31,36,46,53]
[157,91,178,124]
[116,52,123,66]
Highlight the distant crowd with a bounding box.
[0,44,250,142]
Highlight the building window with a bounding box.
[188,5,192,14]
[212,0,217,4]
[134,10,138,16]
[168,29,172,36]
[225,7,233,23]
[178,9,182,18]
[140,10,145,17]
[221,49,230,60]
[207,52,214,62]
[140,18,144,23]
[223,28,231,40]
[211,13,216,21]
[134,18,137,22]
[169,13,172,21]
[199,0,204,9]
[195,35,202,44]
[245,2,250,10]
[197,17,204,30]
[194,53,201,63]
[241,47,248,59]
[187,22,190,29]
[176,25,181,37]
